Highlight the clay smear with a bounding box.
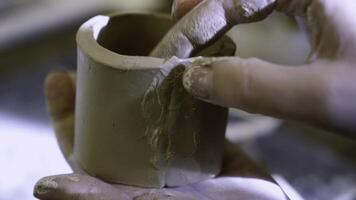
[35,177,58,195]
[141,58,201,170]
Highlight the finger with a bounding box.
[276,0,356,60]
[274,0,311,16]
[171,0,204,22]
[34,174,131,200]
[45,71,76,158]
[150,0,275,58]
[182,57,343,130]
[197,35,237,57]
[158,0,355,61]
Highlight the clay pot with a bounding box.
[75,13,233,188]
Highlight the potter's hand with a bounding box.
[161,0,356,135]
[33,71,287,200]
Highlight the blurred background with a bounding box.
[0,1,355,200]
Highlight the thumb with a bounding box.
[45,71,76,159]
[183,57,332,129]
[34,174,130,200]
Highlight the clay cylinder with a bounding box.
[75,13,229,188]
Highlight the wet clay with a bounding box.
[74,13,235,188]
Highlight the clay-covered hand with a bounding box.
[161,0,356,136]
[33,71,287,200]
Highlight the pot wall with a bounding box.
[75,13,229,188]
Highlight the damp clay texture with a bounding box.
[75,13,232,188]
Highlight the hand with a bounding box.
[33,71,287,200]
[153,0,356,136]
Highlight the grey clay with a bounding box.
[75,13,235,188]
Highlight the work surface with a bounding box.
[1,18,356,200]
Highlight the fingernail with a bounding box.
[183,65,213,100]
[34,177,58,197]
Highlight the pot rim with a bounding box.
[76,12,169,70]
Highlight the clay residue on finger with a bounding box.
[223,0,275,24]
[64,174,80,182]
[150,0,228,59]
[34,177,58,195]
